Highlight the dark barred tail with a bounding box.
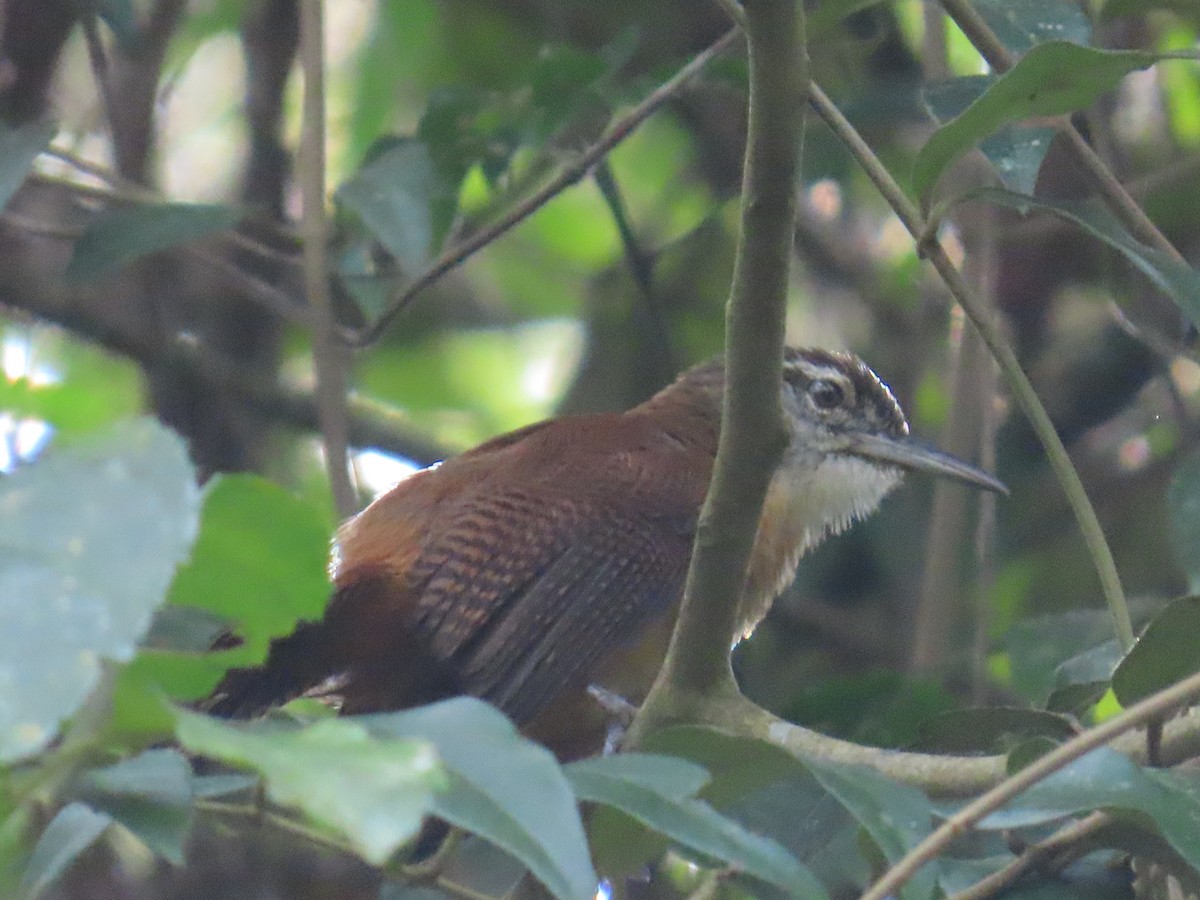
[202,621,333,719]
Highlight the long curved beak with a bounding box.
[844,432,1008,495]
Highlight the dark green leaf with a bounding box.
[642,726,805,807]
[566,755,825,898]
[974,0,1091,53]
[915,707,1077,754]
[0,119,55,210]
[336,138,461,273]
[801,755,936,900]
[20,802,112,898]
[96,0,139,50]
[1006,736,1061,774]
[969,188,1200,325]
[0,419,199,761]
[914,43,1178,202]
[1046,639,1121,714]
[1169,450,1200,591]
[176,711,443,864]
[976,747,1200,872]
[74,749,192,864]
[110,475,331,741]
[1005,610,1132,704]
[67,202,240,279]
[1112,596,1200,706]
[808,0,889,33]
[362,699,597,900]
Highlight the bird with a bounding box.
[207,347,1005,757]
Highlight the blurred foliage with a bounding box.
[2,0,1200,898]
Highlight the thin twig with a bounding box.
[805,80,1135,652]
[936,0,1187,265]
[343,27,742,348]
[861,666,1200,900]
[298,0,356,517]
[80,12,121,150]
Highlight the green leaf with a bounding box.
[801,756,936,900]
[1170,450,1200,591]
[20,802,112,898]
[362,699,597,900]
[915,707,1077,754]
[1046,640,1121,714]
[0,419,199,761]
[335,138,461,274]
[109,475,331,741]
[1112,596,1200,706]
[176,711,443,865]
[969,188,1200,325]
[1005,610,1133,704]
[0,119,55,210]
[974,0,1091,53]
[975,747,1200,873]
[66,202,241,280]
[566,755,825,899]
[73,749,193,864]
[913,42,1178,202]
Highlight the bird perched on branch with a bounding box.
[208,347,1004,757]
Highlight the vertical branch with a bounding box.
[298,0,356,517]
[635,0,806,722]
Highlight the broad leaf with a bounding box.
[975,747,1200,873]
[914,43,1181,202]
[0,119,55,210]
[1169,450,1200,591]
[362,699,597,900]
[20,802,112,898]
[1112,596,1200,707]
[566,755,825,899]
[967,188,1200,327]
[67,202,241,279]
[1046,639,1121,714]
[801,756,937,900]
[974,0,1091,53]
[73,749,193,864]
[335,138,461,274]
[176,711,443,865]
[0,419,199,761]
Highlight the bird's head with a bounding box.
[774,347,1005,551]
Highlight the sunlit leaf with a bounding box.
[176,711,443,865]
[0,419,198,761]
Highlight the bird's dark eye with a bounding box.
[809,379,844,410]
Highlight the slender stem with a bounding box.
[861,666,1200,900]
[805,81,1135,651]
[298,0,356,518]
[344,28,742,347]
[637,0,805,720]
[936,0,1186,264]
